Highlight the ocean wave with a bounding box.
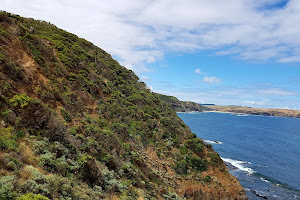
[221,157,254,174]
[176,111,200,114]
[260,177,270,183]
[231,113,250,117]
[204,140,223,144]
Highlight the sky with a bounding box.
[2,0,300,109]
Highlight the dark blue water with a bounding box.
[178,112,300,200]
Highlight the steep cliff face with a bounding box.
[0,12,247,199]
[155,93,204,112]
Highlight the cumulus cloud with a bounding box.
[2,0,300,73]
[203,76,221,84]
[194,68,203,74]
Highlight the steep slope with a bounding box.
[154,93,204,112]
[0,12,247,199]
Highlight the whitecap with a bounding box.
[204,140,223,144]
[231,113,249,117]
[260,177,270,183]
[236,114,249,117]
[221,157,255,174]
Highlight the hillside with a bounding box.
[155,93,204,112]
[0,12,246,199]
[204,105,300,118]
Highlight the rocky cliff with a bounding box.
[0,12,247,199]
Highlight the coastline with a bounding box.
[202,105,300,118]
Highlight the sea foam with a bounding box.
[204,140,223,144]
[221,157,254,174]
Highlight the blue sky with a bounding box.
[2,0,300,109]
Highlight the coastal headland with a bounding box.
[202,105,300,118]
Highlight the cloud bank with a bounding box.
[2,0,300,72]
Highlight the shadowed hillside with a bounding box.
[0,12,247,199]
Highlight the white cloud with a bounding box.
[244,100,269,106]
[203,76,221,84]
[194,68,203,74]
[149,82,300,110]
[140,76,151,82]
[278,56,300,63]
[2,0,300,73]
[257,88,298,96]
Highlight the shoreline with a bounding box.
[201,105,300,118]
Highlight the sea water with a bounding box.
[177,112,300,200]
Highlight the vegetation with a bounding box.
[0,11,246,199]
[155,93,206,112]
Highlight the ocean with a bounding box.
[177,112,300,200]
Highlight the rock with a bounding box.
[251,190,268,199]
[29,26,35,34]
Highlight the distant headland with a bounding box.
[202,105,300,118]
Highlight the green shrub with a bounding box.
[180,146,187,155]
[19,166,49,196]
[185,138,204,155]
[60,108,72,122]
[0,176,16,200]
[160,117,172,127]
[0,127,18,151]
[175,159,188,175]
[18,193,50,200]
[204,176,212,183]
[209,153,222,166]
[0,51,5,63]
[38,152,55,170]
[189,156,207,172]
[101,168,127,192]
[9,94,39,109]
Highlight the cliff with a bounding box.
[204,105,300,118]
[155,93,204,112]
[0,12,247,199]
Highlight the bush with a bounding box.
[189,156,207,172]
[175,159,188,175]
[185,138,204,155]
[38,152,55,169]
[101,168,127,192]
[60,108,72,122]
[0,127,18,151]
[19,166,49,196]
[9,94,39,109]
[18,193,50,200]
[0,175,17,200]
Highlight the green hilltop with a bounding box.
[0,12,246,199]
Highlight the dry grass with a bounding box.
[19,140,38,166]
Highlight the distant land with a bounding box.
[156,93,300,118]
[155,93,206,112]
[203,105,300,118]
